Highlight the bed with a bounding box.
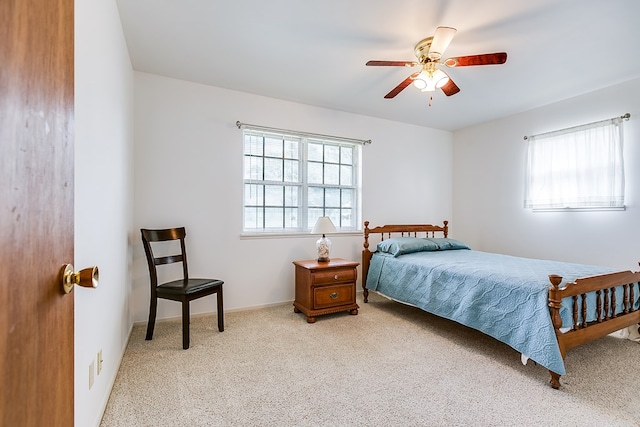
[361,220,640,388]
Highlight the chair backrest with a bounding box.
[141,227,189,288]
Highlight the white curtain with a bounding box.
[524,117,625,209]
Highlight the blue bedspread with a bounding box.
[365,249,623,375]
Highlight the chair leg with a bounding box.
[182,299,190,349]
[146,297,157,341]
[217,285,224,332]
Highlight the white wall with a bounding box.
[74,0,134,426]
[133,72,453,321]
[453,77,640,270]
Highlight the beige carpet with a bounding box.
[100,293,640,426]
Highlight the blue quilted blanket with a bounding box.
[365,249,622,375]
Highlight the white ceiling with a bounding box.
[116,0,640,132]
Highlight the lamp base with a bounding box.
[316,235,332,264]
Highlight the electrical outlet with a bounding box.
[89,361,95,389]
[97,349,103,375]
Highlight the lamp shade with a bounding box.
[311,216,337,235]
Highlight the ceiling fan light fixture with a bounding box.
[434,69,449,88]
[366,26,506,100]
[413,76,427,90]
[417,69,449,92]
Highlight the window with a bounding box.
[524,117,625,210]
[243,128,362,234]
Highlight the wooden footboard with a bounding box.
[362,220,640,389]
[547,271,640,388]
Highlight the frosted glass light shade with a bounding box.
[312,217,336,262]
[413,76,427,89]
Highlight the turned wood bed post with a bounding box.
[362,221,372,303]
[547,274,565,389]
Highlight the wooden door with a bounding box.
[1,0,75,425]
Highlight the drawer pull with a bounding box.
[329,292,339,299]
[334,274,339,280]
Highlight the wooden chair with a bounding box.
[141,227,224,349]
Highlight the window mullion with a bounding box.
[281,138,285,230]
[300,137,309,230]
[262,136,266,229]
[322,142,326,217]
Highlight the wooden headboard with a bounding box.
[361,220,449,302]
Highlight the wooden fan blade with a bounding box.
[444,52,507,67]
[441,78,460,96]
[366,60,418,67]
[384,72,419,98]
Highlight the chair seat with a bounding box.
[157,278,224,295]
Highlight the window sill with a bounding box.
[531,206,626,212]
[240,231,363,239]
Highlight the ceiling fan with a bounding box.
[366,26,507,101]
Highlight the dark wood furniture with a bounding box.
[141,227,224,349]
[293,258,360,323]
[362,220,640,388]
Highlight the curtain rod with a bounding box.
[523,113,630,141]
[236,121,372,145]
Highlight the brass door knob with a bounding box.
[61,264,99,294]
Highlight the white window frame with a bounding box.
[524,116,626,211]
[242,127,363,235]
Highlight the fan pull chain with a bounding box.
[428,95,433,107]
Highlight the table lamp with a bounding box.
[311,216,337,262]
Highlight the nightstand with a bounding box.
[292,258,360,323]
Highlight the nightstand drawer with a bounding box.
[314,284,355,309]
[313,269,356,285]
